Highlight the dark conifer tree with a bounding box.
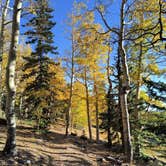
[144,79,166,111]
[22,0,58,129]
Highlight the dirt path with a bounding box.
[0,124,121,166]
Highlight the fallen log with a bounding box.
[105,156,122,165]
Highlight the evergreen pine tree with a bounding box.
[144,79,166,111]
[129,79,166,158]
[22,0,58,129]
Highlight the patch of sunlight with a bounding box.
[142,146,166,163]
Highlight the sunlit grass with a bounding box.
[142,145,166,163]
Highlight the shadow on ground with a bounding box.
[0,125,118,166]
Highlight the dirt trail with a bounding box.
[0,124,121,166]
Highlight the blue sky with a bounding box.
[9,0,120,59]
[8,0,165,82]
[50,0,120,58]
[50,0,73,57]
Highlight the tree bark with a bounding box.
[0,0,10,60]
[94,82,99,142]
[106,43,112,146]
[133,3,144,156]
[84,68,92,141]
[3,0,22,156]
[0,0,10,110]
[134,42,143,157]
[117,50,124,148]
[119,89,132,163]
[118,0,133,163]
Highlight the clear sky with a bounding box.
[50,0,74,57]
[8,0,121,58]
[50,0,120,58]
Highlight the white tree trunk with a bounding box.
[3,0,22,156]
[0,0,10,58]
[0,0,10,110]
[119,0,133,163]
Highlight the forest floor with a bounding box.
[0,121,125,166]
[0,121,165,166]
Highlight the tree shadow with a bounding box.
[0,149,38,165]
[16,127,115,154]
[0,125,119,165]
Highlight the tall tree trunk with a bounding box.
[134,42,143,157]
[96,0,132,162]
[0,0,10,60]
[106,86,112,146]
[106,43,112,146]
[133,4,144,156]
[117,50,124,149]
[3,0,22,156]
[0,0,10,110]
[84,68,92,141]
[66,28,74,136]
[118,0,133,163]
[70,112,74,133]
[94,82,99,142]
[119,88,132,162]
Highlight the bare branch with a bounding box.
[4,20,12,26]
[96,7,119,35]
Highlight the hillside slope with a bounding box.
[0,123,123,166]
